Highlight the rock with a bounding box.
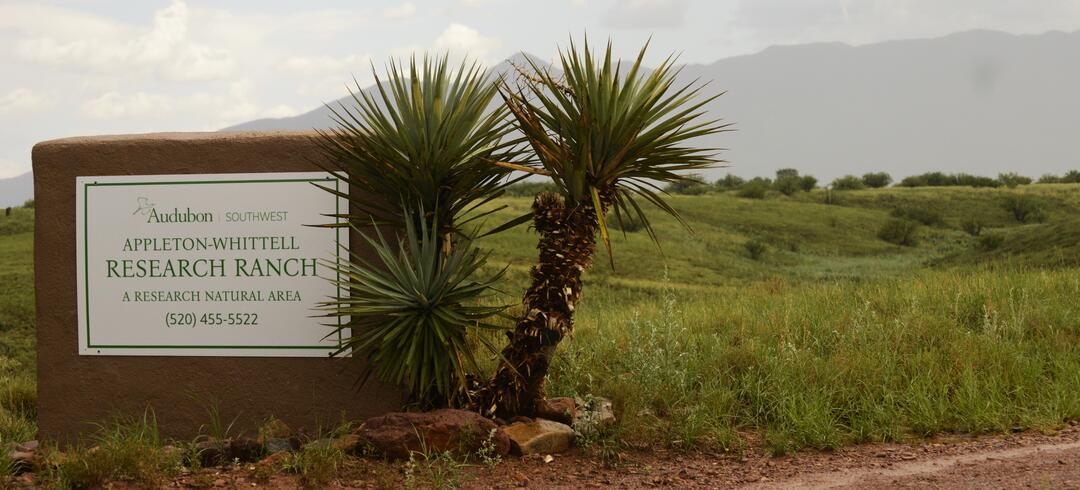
[259,418,292,441]
[332,434,363,454]
[9,450,38,474]
[263,437,296,454]
[536,397,577,425]
[573,396,616,435]
[357,409,510,460]
[195,438,226,467]
[226,437,264,462]
[502,419,575,456]
[15,441,38,453]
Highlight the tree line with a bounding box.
[652,169,1080,195]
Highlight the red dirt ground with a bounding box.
[12,422,1080,488]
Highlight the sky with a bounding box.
[2,0,1080,178]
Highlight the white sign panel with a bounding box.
[75,172,348,356]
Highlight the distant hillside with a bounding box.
[0,172,32,208]
[224,30,1080,182]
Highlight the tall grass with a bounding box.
[549,267,1080,454]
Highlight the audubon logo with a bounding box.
[146,207,214,224]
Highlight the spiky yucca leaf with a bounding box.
[502,39,730,254]
[319,215,508,405]
[314,54,526,239]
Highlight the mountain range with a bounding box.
[224,29,1080,184]
[3,29,1078,207]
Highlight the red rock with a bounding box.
[535,397,577,425]
[357,409,509,459]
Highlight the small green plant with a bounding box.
[473,428,502,468]
[404,450,468,490]
[877,218,918,246]
[960,218,984,236]
[978,233,1005,251]
[282,441,345,488]
[831,175,865,190]
[576,424,626,468]
[1002,195,1046,223]
[43,410,182,488]
[736,179,770,199]
[744,239,767,260]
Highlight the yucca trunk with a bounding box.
[474,191,599,417]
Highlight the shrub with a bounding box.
[608,211,645,233]
[877,219,918,246]
[997,173,1031,188]
[890,206,944,226]
[714,174,745,189]
[1064,170,1080,183]
[1037,174,1062,184]
[20,199,33,209]
[960,218,983,236]
[666,174,708,195]
[1001,195,1046,223]
[736,179,770,199]
[978,233,1005,251]
[744,239,767,260]
[830,175,865,191]
[799,175,817,192]
[861,172,892,188]
[774,176,802,196]
[898,172,1002,188]
[775,168,799,180]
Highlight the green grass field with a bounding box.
[2,184,1079,457]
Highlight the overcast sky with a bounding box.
[2,0,1079,178]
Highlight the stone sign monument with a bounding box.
[34,132,401,442]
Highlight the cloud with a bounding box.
[0,88,56,114]
[262,105,301,119]
[81,81,258,123]
[432,23,502,63]
[383,2,417,20]
[606,0,689,29]
[12,0,235,81]
[277,54,374,76]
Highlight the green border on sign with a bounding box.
[83,176,345,350]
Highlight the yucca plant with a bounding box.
[313,54,525,243]
[471,39,730,417]
[320,215,508,407]
[313,55,523,406]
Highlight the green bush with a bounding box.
[774,177,802,196]
[831,175,865,191]
[714,174,745,189]
[890,205,944,226]
[744,239,767,260]
[861,172,892,188]
[877,219,918,246]
[997,173,1031,188]
[1002,195,1046,223]
[20,199,33,209]
[666,174,709,195]
[1064,170,1080,183]
[898,172,1001,188]
[736,179,770,199]
[978,233,1005,251]
[1037,174,1062,184]
[799,175,817,191]
[960,218,983,237]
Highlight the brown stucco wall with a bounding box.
[33,131,403,443]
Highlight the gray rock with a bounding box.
[502,419,575,456]
[573,396,616,436]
